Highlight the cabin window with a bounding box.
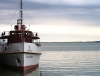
[24,33,27,36]
[32,39,34,43]
[11,33,14,35]
[28,32,30,36]
[24,32,27,37]
[32,39,40,43]
[1,39,8,45]
[23,32,31,37]
[9,31,32,43]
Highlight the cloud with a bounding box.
[0,0,100,41]
[1,0,100,10]
[29,0,100,6]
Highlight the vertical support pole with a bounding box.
[20,0,23,42]
[11,24,12,30]
[29,25,30,30]
[20,0,23,27]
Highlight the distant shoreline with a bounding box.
[41,41,100,43]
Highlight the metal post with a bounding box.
[20,0,23,26]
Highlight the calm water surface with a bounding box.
[1,42,100,76]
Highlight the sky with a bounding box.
[0,0,100,42]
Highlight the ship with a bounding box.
[0,0,41,71]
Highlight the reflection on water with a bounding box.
[40,51,100,76]
[0,66,42,76]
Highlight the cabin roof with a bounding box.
[32,36,40,39]
[0,35,40,39]
[0,30,40,39]
[10,30,32,32]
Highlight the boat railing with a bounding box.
[2,31,39,37]
[1,31,9,36]
[35,42,41,46]
[32,38,41,46]
[32,32,38,37]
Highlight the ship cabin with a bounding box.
[0,31,40,46]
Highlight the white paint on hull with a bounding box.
[1,42,41,53]
[0,53,40,67]
[0,42,41,69]
[0,53,24,66]
[24,43,41,53]
[24,53,40,66]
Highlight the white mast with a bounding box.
[20,0,23,26]
[17,0,23,30]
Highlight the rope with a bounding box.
[6,5,19,26]
[23,4,34,25]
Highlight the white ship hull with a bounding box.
[0,42,41,71]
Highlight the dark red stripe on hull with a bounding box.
[2,64,39,71]
[14,64,39,71]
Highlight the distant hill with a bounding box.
[95,41,100,43]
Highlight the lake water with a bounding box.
[0,42,100,76]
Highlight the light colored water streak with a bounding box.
[40,51,100,76]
